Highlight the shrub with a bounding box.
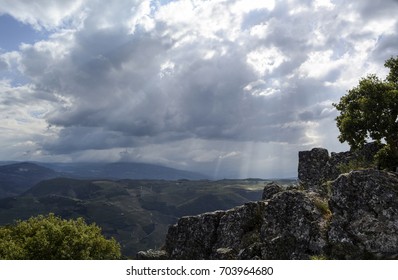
[337,156,374,174]
[374,144,398,171]
[0,213,121,260]
[313,198,332,220]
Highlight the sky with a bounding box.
[0,0,398,179]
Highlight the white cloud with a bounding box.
[0,0,84,30]
[0,81,56,160]
[298,50,346,79]
[249,23,269,38]
[314,0,335,10]
[1,0,398,178]
[246,46,287,75]
[231,0,275,14]
[128,0,155,33]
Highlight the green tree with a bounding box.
[333,56,398,170]
[0,214,121,260]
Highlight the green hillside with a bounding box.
[0,178,294,257]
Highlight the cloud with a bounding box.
[1,0,398,178]
[0,81,54,160]
[0,57,8,71]
[0,0,85,30]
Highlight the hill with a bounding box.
[0,177,290,257]
[0,162,60,198]
[0,161,208,198]
[38,162,207,180]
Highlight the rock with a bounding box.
[213,201,266,256]
[328,169,398,259]
[136,249,168,260]
[164,202,267,260]
[164,211,224,259]
[142,144,395,260]
[163,191,327,260]
[260,191,326,259]
[212,248,236,260]
[298,142,382,192]
[262,182,284,200]
[323,151,352,181]
[298,148,329,189]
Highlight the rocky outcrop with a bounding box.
[298,148,330,188]
[164,210,225,259]
[158,184,327,260]
[298,142,382,189]
[328,169,398,259]
[261,182,284,200]
[259,191,326,259]
[138,145,397,260]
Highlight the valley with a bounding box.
[0,162,295,257]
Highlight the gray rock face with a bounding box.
[298,142,382,190]
[162,186,327,260]
[298,148,329,188]
[164,211,224,259]
[262,182,283,200]
[163,202,267,260]
[328,169,398,259]
[260,191,326,259]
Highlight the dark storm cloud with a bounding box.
[1,0,398,177]
[16,0,398,154]
[354,0,398,19]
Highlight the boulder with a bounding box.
[328,169,398,259]
[298,143,382,192]
[164,211,224,259]
[260,191,326,259]
[262,182,284,200]
[163,184,327,260]
[298,148,329,188]
[213,201,267,259]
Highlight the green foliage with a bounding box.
[0,213,121,260]
[333,56,398,170]
[313,198,332,220]
[337,157,374,174]
[374,145,398,171]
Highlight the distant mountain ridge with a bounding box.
[0,162,60,198]
[0,161,207,198]
[0,177,274,256]
[39,162,207,180]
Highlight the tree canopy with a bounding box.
[0,213,121,260]
[333,56,398,170]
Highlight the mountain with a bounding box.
[38,162,207,180]
[0,177,283,257]
[0,162,60,198]
[0,161,208,198]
